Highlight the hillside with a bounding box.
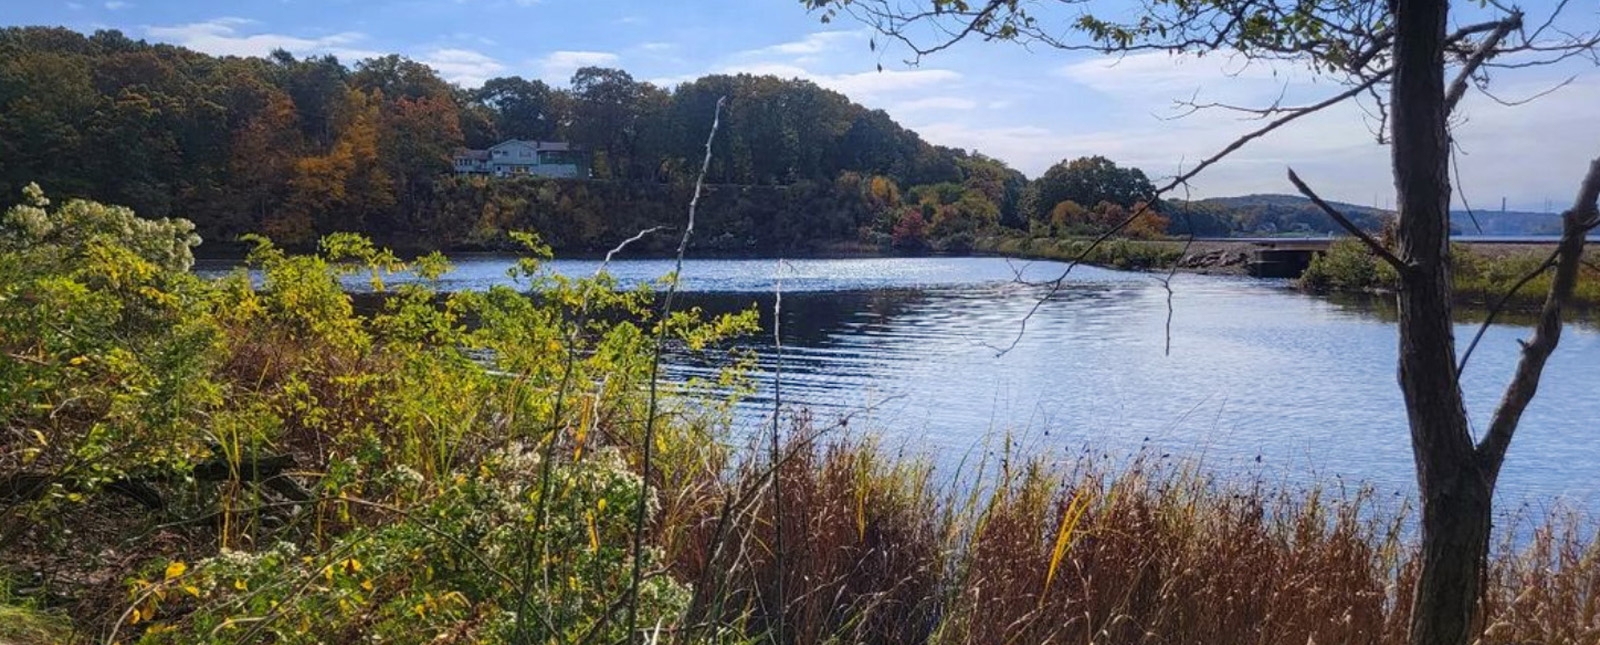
[1169,194,1563,237]
[1172,193,1394,236]
[1450,208,1562,235]
[0,25,1026,253]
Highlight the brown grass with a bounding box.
[664,428,1600,645]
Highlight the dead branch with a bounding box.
[1476,156,1600,476]
[627,95,726,638]
[1456,247,1559,377]
[1287,168,1407,271]
[1445,13,1523,114]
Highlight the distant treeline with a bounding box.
[0,26,1037,253]
[8,25,1507,254]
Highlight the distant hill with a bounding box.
[1169,194,1393,236]
[1168,193,1562,237]
[1450,208,1561,236]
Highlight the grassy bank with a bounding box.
[973,234,1193,271]
[1301,238,1600,309]
[975,233,1600,311]
[5,190,1600,644]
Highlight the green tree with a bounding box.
[1027,156,1157,224]
[474,76,559,141]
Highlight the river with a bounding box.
[197,255,1600,515]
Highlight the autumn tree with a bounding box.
[801,1,1600,644]
[0,26,993,253]
[228,91,302,234]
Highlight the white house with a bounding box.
[453,140,587,179]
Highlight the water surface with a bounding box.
[199,255,1600,512]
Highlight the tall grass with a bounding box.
[659,425,1600,645]
[1301,239,1600,310]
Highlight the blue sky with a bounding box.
[7,0,1599,211]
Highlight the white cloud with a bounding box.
[892,96,978,112]
[104,1,130,9]
[1059,50,1325,113]
[538,50,622,84]
[421,48,505,87]
[144,18,380,61]
[743,31,863,57]
[707,63,961,101]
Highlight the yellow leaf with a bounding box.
[1040,488,1094,608]
[234,579,248,591]
[164,561,187,580]
[360,579,374,591]
[129,607,143,625]
[587,511,600,552]
[182,585,200,598]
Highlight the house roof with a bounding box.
[490,139,573,152]
[456,150,491,160]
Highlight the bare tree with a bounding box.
[800,1,1600,643]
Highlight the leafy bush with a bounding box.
[1298,238,1398,292]
[128,448,687,645]
[1,184,215,524]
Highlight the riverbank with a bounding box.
[973,234,1253,275]
[974,234,1600,310]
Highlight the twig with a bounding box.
[984,72,1391,356]
[1452,143,1484,235]
[769,258,787,645]
[1161,168,1196,357]
[627,95,726,639]
[1287,168,1407,271]
[1456,248,1558,377]
[600,226,668,274]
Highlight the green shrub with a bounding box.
[1298,238,1398,292]
[129,448,687,645]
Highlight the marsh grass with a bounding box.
[658,425,1600,645]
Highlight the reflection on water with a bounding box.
[197,255,1600,511]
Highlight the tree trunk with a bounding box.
[1390,0,1493,643]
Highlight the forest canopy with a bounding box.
[0,26,1040,253]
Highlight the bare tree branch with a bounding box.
[1456,247,1558,378]
[599,226,667,273]
[1476,157,1600,476]
[1478,75,1578,107]
[1287,168,1408,271]
[627,95,726,639]
[1445,13,1523,114]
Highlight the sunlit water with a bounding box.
[196,255,1600,516]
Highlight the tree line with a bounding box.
[7,25,1399,254]
[0,26,1229,253]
